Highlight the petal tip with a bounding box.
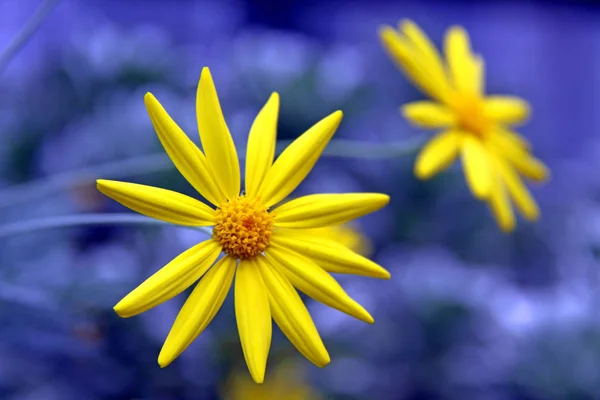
[414,164,434,181]
[269,92,280,103]
[247,363,266,384]
[476,189,491,200]
[250,374,265,384]
[311,349,331,368]
[399,104,410,117]
[377,25,395,37]
[538,165,551,182]
[263,92,281,114]
[446,25,472,53]
[317,356,331,368]
[330,110,344,123]
[143,92,157,106]
[399,19,414,29]
[500,225,515,234]
[157,351,174,368]
[200,66,214,84]
[447,25,467,35]
[378,193,391,205]
[467,176,492,199]
[473,192,490,201]
[318,110,343,137]
[414,170,427,180]
[95,179,120,195]
[496,216,516,233]
[399,104,421,122]
[523,209,540,223]
[113,303,129,318]
[354,305,375,324]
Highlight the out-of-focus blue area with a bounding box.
[1,0,599,399]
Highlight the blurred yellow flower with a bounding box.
[379,20,550,232]
[96,67,390,383]
[222,362,321,400]
[305,224,372,257]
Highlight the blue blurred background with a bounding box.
[1,0,599,399]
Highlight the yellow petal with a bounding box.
[484,96,530,126]
[114,240,221,318]
[495,127,531,150]
[273,193,389,229]
[472,54,485,95]
[144,93,225,206]
[493,156,540,221]
[96,180,215,226]
[271,229,390,279]
[414,130,461,179]
[399,20,453,102]
[235,259,272,384]
[258,111,343,207]
[265,244,373,324]
[487,174,515,233]
[401,101,455,128]
[445,26,478,94]
[307,224,372,256]
[256,256,330,367]
[245,93,280,197]
[158,256,236,367]
[196,67,241,200]
[461,136,492,199]
[378,26,446,102]
[491,130,549,182]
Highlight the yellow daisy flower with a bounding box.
[222,361,321,400]
[379,20,550,232]
[96,67,390,383]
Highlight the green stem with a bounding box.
[0,0,61,75]
[0,213,211,239]
[0,138,424,209]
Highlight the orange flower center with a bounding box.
[212,196,273,259]
[451,93,490,137]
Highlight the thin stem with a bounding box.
[0,153,170,209]
[0,138,424,209]
[0,213,212,239]
[0,281,56,310]
[0,0,61,75]
[296,137,424,159]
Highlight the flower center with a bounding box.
[451,93,490,136]
[212,195,273,259]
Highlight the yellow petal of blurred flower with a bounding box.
[96,67,390,383]
[222,361,322,400]
[379,21,550,232]
[302,223,373,257]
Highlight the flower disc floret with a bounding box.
[451,92,490,136]
[213,196,273,259]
